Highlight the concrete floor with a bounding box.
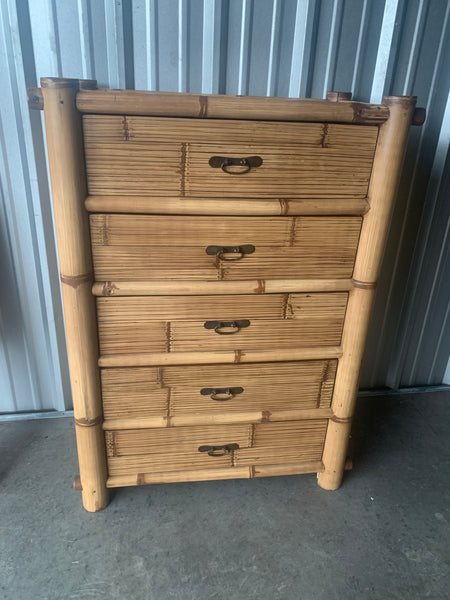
[1,391,449,600]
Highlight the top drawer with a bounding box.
[83,116,377,199]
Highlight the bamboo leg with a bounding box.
[41,78,108,511]
[318,286,375,489]
[318,96,418,490]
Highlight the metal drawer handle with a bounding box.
[198,443,240,456]
[200,387,244,401]
[204,319,250,335]
[208,155,263,175]
[206,244,255,261]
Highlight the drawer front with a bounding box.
[90,215,362,281]
[101,360,337,422]
[83,115,377,199]
[96,292,347,355]
[106,420,328,476]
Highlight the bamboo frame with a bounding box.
[41,78,108,511]
[35,77,421,505]
[317,96,418,490]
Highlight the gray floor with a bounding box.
[1,391,449,600]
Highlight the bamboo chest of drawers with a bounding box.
[34,78,421,511]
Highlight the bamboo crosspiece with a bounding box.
[34,78,421,510]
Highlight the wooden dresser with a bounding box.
[33,78,422,511]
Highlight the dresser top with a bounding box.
[30,76,422,126]
[74,88,393,124]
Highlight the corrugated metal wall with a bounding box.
[0,0,449,413]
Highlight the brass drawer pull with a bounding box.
[198,443,240,456]
[204,319,250,335]
[205,244,255,261]
[200,387,244,401]
[208,155,263,174]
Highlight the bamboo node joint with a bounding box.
[351,278,377,290]
[60,272,92,288]
[330,415,353,424]
[198,95,208,118]
[74,415,103,427]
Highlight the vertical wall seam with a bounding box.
[266,0,281,96]
[370,0,403,102]
[177,0,188,92]
[350,0,369,95]
[321,0,344,99]
[237,0,252,96]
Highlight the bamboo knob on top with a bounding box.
[40,77,97,89]
[79,79,98,91]
[326,91,352,102]
[28,78,98,110]
[27,88,44,110]
[412,107,426,126]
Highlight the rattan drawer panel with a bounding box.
[101,360,337,424]
[106,424,252,457]
[83,116,377,198]
[105,419,328,476]
[96,293,347,356]
[83,114,379,147]
[90,215,362,281]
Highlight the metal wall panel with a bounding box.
[0,0,449,413]
[0,0,70,412]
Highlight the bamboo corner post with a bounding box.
[40,77,108,512]
[317,95,420,491]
